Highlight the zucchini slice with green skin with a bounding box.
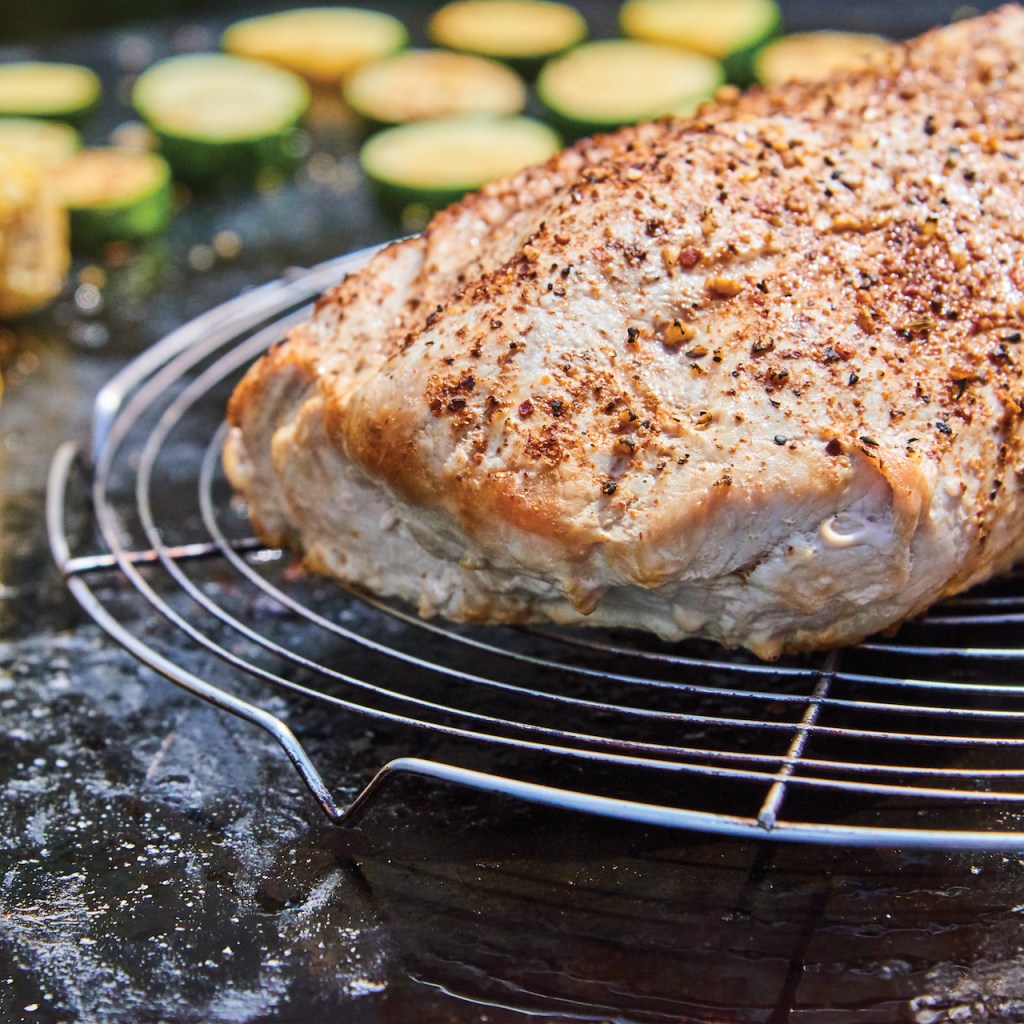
[132,54,310,184]
[428,0,587,77]
[753,31,890,86]
[0,62,101,124]
[50,148,172,249]
[222,7,408,87]
[343,49,526,126]
[619,0,781,83]
[537,40,723,137]
[360,114,560,212]
[0,118,80,168]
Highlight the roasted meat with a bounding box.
[225,8,1024,658]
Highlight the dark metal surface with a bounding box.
[4,2,1024,1022]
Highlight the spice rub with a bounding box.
[225,8,1024,657]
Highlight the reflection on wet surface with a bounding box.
[5,620,1024,1022]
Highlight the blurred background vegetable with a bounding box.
[0,0,980,324]
[0,151,68,319]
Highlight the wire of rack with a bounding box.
[46,245,1024,849]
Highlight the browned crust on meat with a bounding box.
[336,10,1024,572]
[227,7,1024,652]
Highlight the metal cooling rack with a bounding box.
[46,244,1024,849]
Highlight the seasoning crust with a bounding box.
[225,8,1024,657]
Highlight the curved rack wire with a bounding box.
[47,245,1024,849]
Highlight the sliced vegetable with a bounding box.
[428,0,587,76]
[50,148,172,249]
[753,31,890,86]
[222,7,408,87]
[537,39,723,136]
[0,152,69,319]
[619,0,781,83]
[360,114,560,212]
[0,118,80,169]
[343,49,526,125]
[132,54,310,184]
[0,62,101,123]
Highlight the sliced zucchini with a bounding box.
[50,148,172,249]
[343,49,526,126]
[428,0,587,76]
[537,40,723,136]
[132,54,310,184]
[360,114,560,212]
[0,152,69,320]
[754,31,890,87]
[222,7,408,87]
[0,118,80,169]
[619,0,781,83]
[0,62,101,123]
